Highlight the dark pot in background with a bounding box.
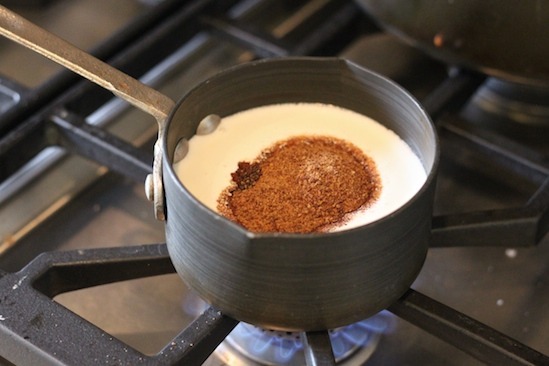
[355,0,549,86]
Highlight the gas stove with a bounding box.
[0,0,548,365]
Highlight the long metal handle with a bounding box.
[0,5,175,123]
[0,5,176,220]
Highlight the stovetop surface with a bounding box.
[0,1,548,365]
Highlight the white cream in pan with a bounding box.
[174,103,426,231]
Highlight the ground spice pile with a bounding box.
[217,135,381,233]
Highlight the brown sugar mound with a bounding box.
[217,135,381,233]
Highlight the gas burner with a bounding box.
[464,78,549,128]
[211,312,391,366]
[183,294,391,365]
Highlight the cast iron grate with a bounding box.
[2,70,549,366]
[0,0,548,365]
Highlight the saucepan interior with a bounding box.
[162,57,438,331]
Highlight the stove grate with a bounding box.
[1,243,548,365]
[0,0,548,365]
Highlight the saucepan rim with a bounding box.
[161,56,439,239]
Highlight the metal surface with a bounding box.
[0,5,174,122]
[303,331,337,366]
[389,290,548,366]
[210,316,385,365]
[1,4,436,331]
[0,0,234,253]
[0,244,238,365]
[0,4,174,220]
[164,57,438,331]
[355,0,549,85]
[0,0,548,365]
[49,112,153,181]
[1,243,548,365]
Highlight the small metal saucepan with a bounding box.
[0,7,438,330]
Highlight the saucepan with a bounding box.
[0,6,438,330]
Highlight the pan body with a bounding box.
[162,58,438,331]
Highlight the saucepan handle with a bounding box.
[0,5,175,220]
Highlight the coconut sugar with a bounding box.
[174,103,426,233]
[218,136,381,233]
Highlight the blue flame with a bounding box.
[227,311,392,364]
[182,293,393,364]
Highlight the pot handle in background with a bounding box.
[0,5,175,220]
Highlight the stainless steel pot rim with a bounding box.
[162,57,439,239]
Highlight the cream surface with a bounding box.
[174,103,426,231]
